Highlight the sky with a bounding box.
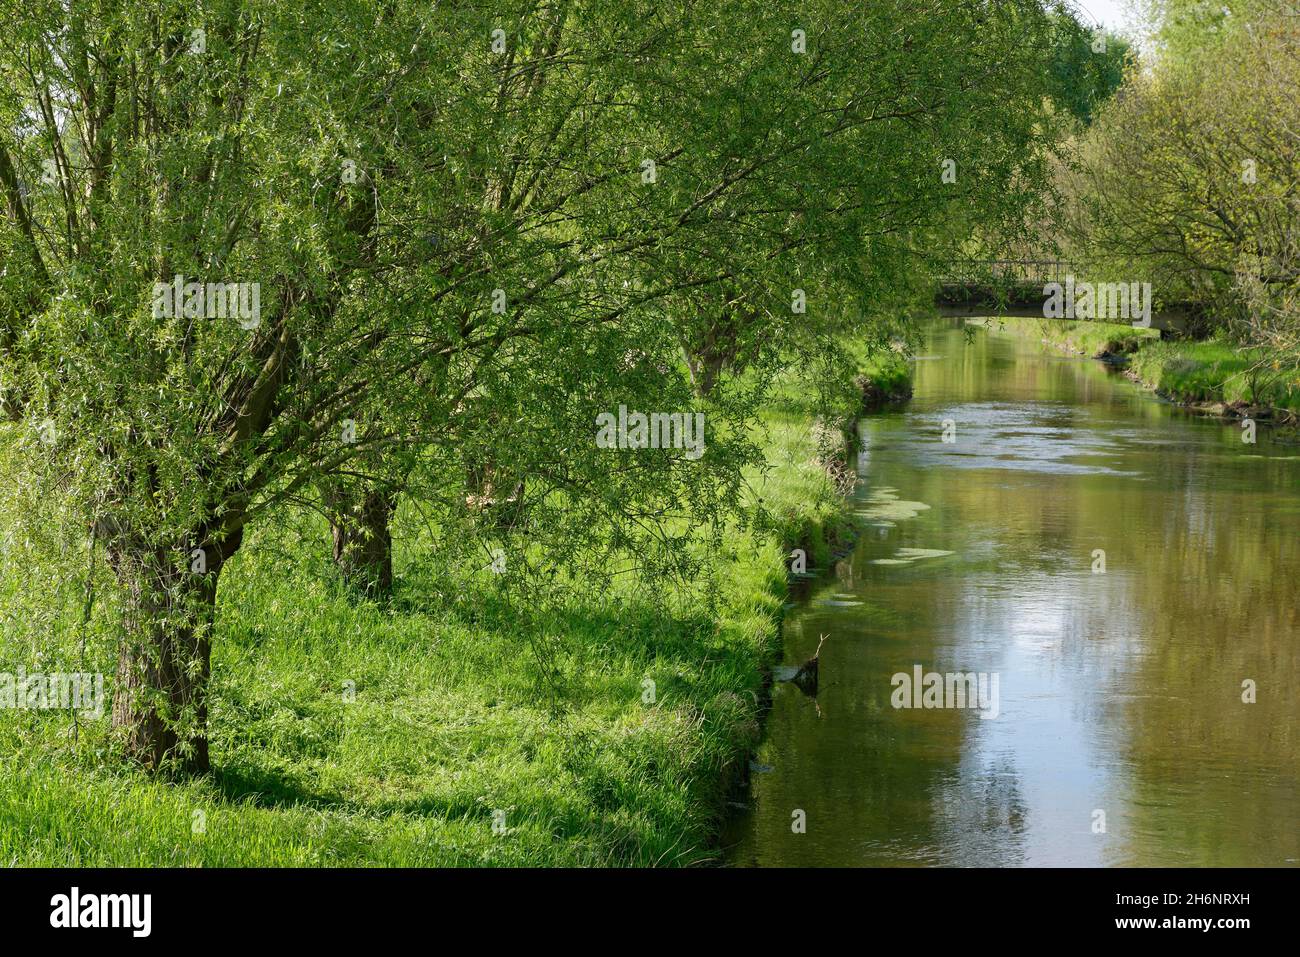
[1069,0,1154,47]
[1071,0,1141,31]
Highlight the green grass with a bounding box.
[747,350,906,567]
[858,350,914,401]
[1127,340,1300,413]
[971,315,1160,358]
[0,352,907,867]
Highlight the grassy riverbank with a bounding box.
[974,316,1300,420]
[1127,341,1300,418]
[0,352,907,867]
[968,315,1159,359]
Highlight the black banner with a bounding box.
[0,867,1281,943]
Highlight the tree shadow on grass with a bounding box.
[210,761,347,812]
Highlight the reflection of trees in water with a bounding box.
[1120,479,1300,865]
[931,328,1298,865]
[835,554,857,591]
[730,604,965,866]
[736,324,1298,865]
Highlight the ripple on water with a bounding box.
[897,402,1140,477]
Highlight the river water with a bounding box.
[725,318,1299,867]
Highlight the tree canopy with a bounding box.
[1,0,1072,770]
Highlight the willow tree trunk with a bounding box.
[684,348,724,398]
[324,485,396,597]
[108,544,222,773]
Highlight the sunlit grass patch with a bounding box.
[1128,340,1300,412]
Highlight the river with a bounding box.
[725,318,1299,867]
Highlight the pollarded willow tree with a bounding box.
[0,0,1066,771]
[0,0,736,769]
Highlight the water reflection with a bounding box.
[726,319,1300,867]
